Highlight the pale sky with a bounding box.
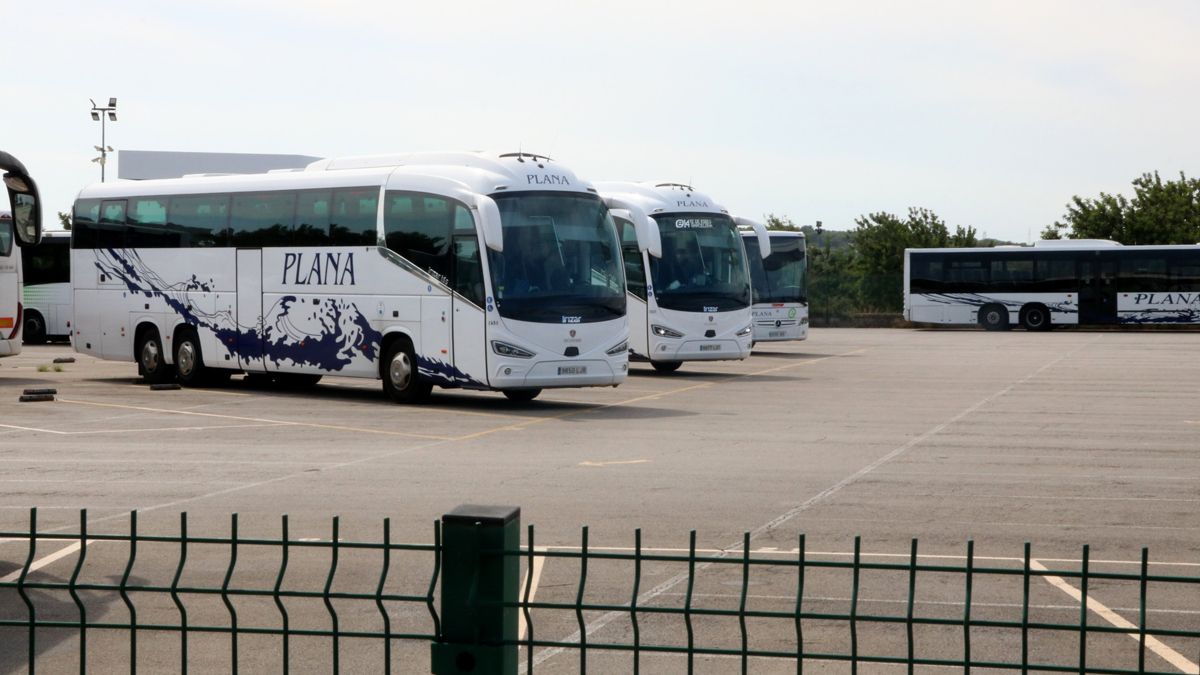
[9,0,1199,242]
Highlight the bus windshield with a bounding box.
[487,192,625,323]
[650,213,750,312]
[748,236,806,304]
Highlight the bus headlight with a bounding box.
[651,324,683,338]
[606,340,628,356]
[491,340,535,358]
[736,324,753,337]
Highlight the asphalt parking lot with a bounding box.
[1,328,1198,673]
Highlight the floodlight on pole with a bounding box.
[89,96,118,181]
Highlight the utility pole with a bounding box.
[90,98,118,181]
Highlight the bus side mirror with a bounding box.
[604,197,661,258]
[475,194,503,253]
[735,216,770,259]
[3,169,42,247]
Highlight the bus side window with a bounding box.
[616,217,646,299]
[452,236,485,307]
[87,200,128,249]
[331,188,380,246]
[128,196,176,248]
[295,190,332,246]
[230,192,296,247]
[383,191,457,283]
[167,194,229,248]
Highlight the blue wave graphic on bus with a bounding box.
[1120,308,1200,324]
[922,293,1077,316]
[417,356,487,389]
[94,249,382,372]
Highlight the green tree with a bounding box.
[852,208,977,311]
[58,211,71,230]
[1044,171,1200,244]
[763,213,801,231]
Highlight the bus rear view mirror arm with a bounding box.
[475,194,503,252]
[735,216,770,259]
[0,150,42,247]
[603,197,661,258]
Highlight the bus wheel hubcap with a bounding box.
[390,353,412,390]
[142,341,160,371]
[178,343,196,376]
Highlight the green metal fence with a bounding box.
[2,505,1199,674]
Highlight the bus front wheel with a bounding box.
[1021,305,1052,332]
[381,339,432,404]
[136,326,175,384]
[978,305,1009,331]
[22,310,47,345]
[651,360,683,373]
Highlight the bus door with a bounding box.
[1078,253,1117,324]
[450,233,488,385]
[235,248,265,369]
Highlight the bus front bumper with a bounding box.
[491,358,627,389]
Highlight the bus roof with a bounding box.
[741,229,805,239]
[906,242,1200,254]
[75,151,597,201]
[593,182,730,216]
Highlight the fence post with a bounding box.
[431,504,520,675]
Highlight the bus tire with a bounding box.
[22,310,47,345]
[978,305,1009,331]
[1021,304,1052,331]
[502,389,541,402]
[136,325,174,384]
[651,360,683,373]
[381,337,431,404]
[173,327,208,386]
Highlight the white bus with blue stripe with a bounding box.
[905,240,1200,330]
[0,151,44,356]
[598,182,769,373]
[20,230,71,344]
[70,152,632,402]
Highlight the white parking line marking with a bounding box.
[518,547,547,642]
[0,422,287,436]
[579,459,650,467]
[1031,558,1199,674]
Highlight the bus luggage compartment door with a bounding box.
[235,249,265,370]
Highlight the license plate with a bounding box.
[699,344,721,352]
[769,330,786,338]
[558,366,587,375]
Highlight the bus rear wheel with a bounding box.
[1021,305,1052,331]
[651,360,683,374]
[381,338,432,404]
[502,389,542,402]
[22,310,47,345]
[136,326,175,384]
[978,305,1009,331]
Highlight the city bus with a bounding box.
[70,151,635,402]
[741,229,808,342]
[597,182,769,373]
[904,240,1200,330]
[0,151,44,357]
[20,230,71,343]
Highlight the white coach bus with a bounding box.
[0,151,44,356]
[70,152,634,402]
[905,240,1200,330]
[742,229,808,342]
[21,230,71,343]
[597,182,769,373]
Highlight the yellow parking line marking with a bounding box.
[518,546,547,642]
[0,541,90,583]
[579,459,650,467]
[55,398,455,441]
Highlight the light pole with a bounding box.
[89,97,117,181]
